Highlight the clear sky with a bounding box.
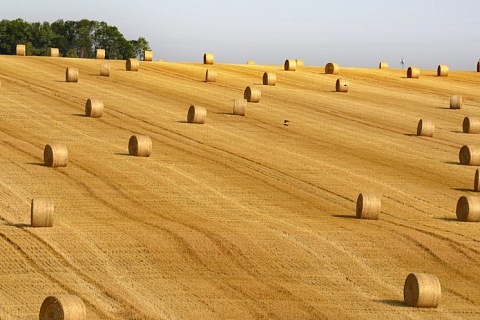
[2,0,479,70]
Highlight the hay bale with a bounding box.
[39,294,86,320]
[205,69,217,82]
[244,86,261,103]
[85,98,104,118]
[284,59,297,71]
[100,63,110,77]
[404,273,441,308]
[144,50,153,61]
[262,72,276,86]
[437,64,449,77]
[416,119,434,137]
[356,193,381,220]
[335,79,349,92]
[456,195,480,222]
[407,67,420,78]
[158,59,165,62]
[459,145,480,166]
[450,95,464,109]
[247,60,255,65]
[16,44,26,56]
[128,135,152,157]
[477,60,480,72]
[126,58,139,71]
[233,98,247,116]
[379,62,388,69]
[325,62,339,74]
[296,59,304,67]
[50,48,59,57]
[187,105,207,124]
[31,198,54,228]
[65,68,78,82]
[475,169,479,192]
[203,53,214,65]
[463,117,480,134]
[44,144,68,167]
[96,49,105,59]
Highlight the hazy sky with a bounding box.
[2,0,480,70]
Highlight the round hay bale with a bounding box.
[203,53,214,65]
[284,59,297,71]
[450,95,464,109]
[128,135,152,157]
[205,69,217,82]
[85,98,104,118]
[459,145,480,166]
[456,195,480,222]
[100,63,110,77]
[335,79,349,92]
[50,48,59,57]
[262,72,276,86]
[44,144,68,167]
[16,44,26,56]
[39,294,86,320]
[244,86,261,103]
[31,198,54,228]
[407,67,420,78]
[187,105,207,124]
[296,59,304,67]
[379,62,388,69]
[355,193,381,220]
[233,98,247,116]
[126,58,139,71]
[416,119,434,137]
[144,50,153,61]
[247,60,255,65]
[65,68,78,82]
[463,117,480,134]
[477,60,480,72]
[96,49,105,59]
[325,62,339,74]
[157,59,165,63]
[437,64,449,77]
[475,169,480,192]
[404,273,441,308]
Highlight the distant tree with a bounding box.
[130,37,151,60]
[0,18,31,54]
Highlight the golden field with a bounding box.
[0,55,479,319]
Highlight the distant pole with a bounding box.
[401,57,405,69]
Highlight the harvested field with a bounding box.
[0,55,479,319]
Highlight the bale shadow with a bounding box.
[71,113,86,117]
[332,214,356,219]
[436,217,458,222]
[175,120,189,124]
[27,162,47,167]
[374,299,407,307]
[404,133,417,137]
[215,112,235,116]
[114,152,131,156]
[12,223,30,228]
[453,188,475,192]
[445,161,462,165]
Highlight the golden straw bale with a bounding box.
[416,119,434,137]
[187,105,207,124]
[158,59,165,62]
[126,58,139,71]
[456,195,480,222]
[39,294,86,320]
[31,198,54,228]
[335,79,349,92]
[437,64,448,77]
[475,169,480,192]
[404,273,441,308]
[50,48,59,57]
[296,59,304,67]
[85,98,104,118]
[450,95,464,109]
[44,144,68,167]
[128,135,152,157]
[16,44,26,56]
[407,67,420,78]
[284,59,297,71]
[203,53,214,65]
[205,69,217,82]
[459,145,480,166]
[144,50,153,61]
[463,117,480,134]
[100,63,110,77]
[262,72,276,86]
[477,60,480,72]
[233,98,247,116]
[244,86,261,103]
[379,62,388,69]
[325,62,339,74]
[356,193,381,220]
[96,49,105,59]
[65,68,78,82]
[247,60,255,65]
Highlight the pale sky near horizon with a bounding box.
[1,0,479,70]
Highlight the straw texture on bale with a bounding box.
[404,273,441,308]
[325,62,339,74]
[356,193,381,220]
[233,98,247,116]
[187,105,207,124]
[85,98,104,118]
[44,144,68,167]
[126,58,139,71]
[459,145,480,166]
[379,62,388,69]
[463,117,480,134]
[475,169,480,192]
[247,60,255,65]
[262,72,276,86]
[416,119,434,137]
[284,59,297,71]
[65,68,78,82]
[450,95,464,109]
[203,53,214,65]
[144,50,153,61]
[335,79,349,92]
[96,49,105,59]
[39,294,86,320]
[16,44,26,56]
[437,64,449,77]
[407,67,420,78]
[50,48,59,57]
[100,63,110,77]
[205,69,217,82]
[456,195,480,222]
[31,198,54,228]
[296,59,304,67]
[244,86,261,103]
[128,135,152,157]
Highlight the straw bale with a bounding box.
[262,72,276,86]
[456,195,480,222]
[284,59,297,71]
[407,67,420,78]
[100,63,110,77]
[463,117,480,134]
[205,69,217,82]
[39,294,86,320]
[404,273,441,308]
[335,79,349,92]
[16,44,26,56]
[144,50,153,61]
[325,62,339,74]
[437,64,448,77]
[233,98,247,116]
[356,193,381,220]
[128,135,152,157]
[244,86,261,103]
[187,105,207,124]
[203,53,214,65]
[31,198,54,228]
[96,49,105,59]
[416,119,434,137]
[379,62,388,69]
[85,98,104,118]
[44,144,68,167]
[450,95,464,109]
[50,48,59,57]
[65,68,78,82]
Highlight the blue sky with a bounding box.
[2,0,480,70]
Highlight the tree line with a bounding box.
[0,18,150,60]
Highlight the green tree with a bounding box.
[130,37,150,60]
